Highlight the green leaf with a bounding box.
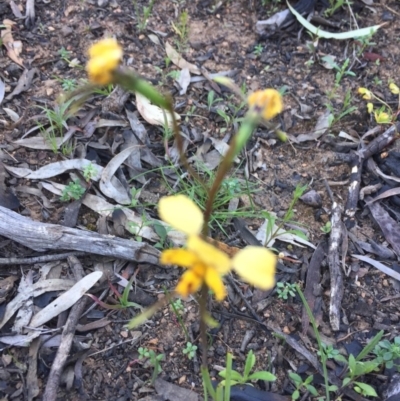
[244,350,256,378]
[354,382,378,397]
[153,221,167,239]
[342,377,351,387]
[219,369,243,382]
[289,372,302,385]
[348,354,356,374]
[306,385,319,396]
[357,330,384,361]
[291,389,300,400]
[287,1,382,40]
[248,371,276,381]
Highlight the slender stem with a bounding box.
[167,103,207,193]
[296,284,330,401]
[203,137,238,230]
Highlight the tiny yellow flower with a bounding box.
[367,102,374,114]
[158,195,276,301]
[86,38,122,85]
[389,83,400,95]
[374,111,391,124]
[247,89,283,120]
[357,87,372,100]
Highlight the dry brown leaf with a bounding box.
[165,42,201,75]
[136,93,180,127]
[1,20,24,67]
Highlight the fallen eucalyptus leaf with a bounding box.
[5,159,102,181]
[165,42,201,75]
[287,1,383,39]
[352,254,400,282]
[0,279,75,330]
[136,93,180,127]
[100,146,137,205]
[29,271,103,328]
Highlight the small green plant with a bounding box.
[160,162,260,235]
[54,77,77,91]
[138,347,164,382]
[297,284,384,400]
[373,76,382,86]
[289,373,318,400]
[57,46,82,69]
[219,350,276,386]
[58,46,72,63]
[133,0,156,32]
[183,342,198,360]
[321,221,332,234]
[171,298,184,313]
[276,282,296,300]
[39,97,76,153]
[83,162,98,182]
[318,343,347,363]
[262,184,308,247]
[373,336,400,370]
[127,213,153,242]
[207,90,223,111]
[355,32,377,57]
[138,346,151,359]
[60,180,86,201]
[152,221,172,249]
[91,83,114,96]
[87,275,142,311]
[342,355,379,397]
[325,0,345,17]
[254,44,263,57]
[171,10,189,51]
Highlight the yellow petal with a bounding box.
[158,195,204,235]
[375,111,391,124]
[357,87,372,100]
[389,83,400,95]
[232,246,276,290]
[88,38,122,58]
[367,102,374,114]
[205,267,226,301]
[187,235,231,274]
[160,249,200,268]
[86,39,122,85]
[247,89,283,120]
[175,269,203,298]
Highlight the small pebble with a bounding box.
[300,189,322,207]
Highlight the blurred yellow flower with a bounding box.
[86,38,122,85]
[367,102,374,114]
[158,195,276,300]
[390,83,400,95]
[248,89,283,120]
[358,87,372,100]
[374,111,391,124]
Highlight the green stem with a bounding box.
[296,284,330,401]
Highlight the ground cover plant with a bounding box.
[1,0,400,400]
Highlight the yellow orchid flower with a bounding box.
[247,89,283,120]
[357,87,373,100]
[390,83,400,95]
[86,38,123,85]
[158,195,276,301]
[374,110,391,124]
